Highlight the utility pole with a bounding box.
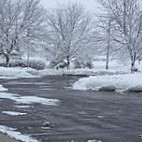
[106,19,111,70]
[27,29,30,69]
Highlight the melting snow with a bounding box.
[87,140,102,142]
[0,85,7,92]
[14,105,30,109]
[2,111,27,116]
[0,125,39,142]
[0,92,59,106]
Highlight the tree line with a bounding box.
[0,0,142,72]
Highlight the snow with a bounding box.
[37,68,125,77]
[37,69,63,76]
[14,105,30,109]
[0,67,35,79]
[15,96,59,105]
[92,59,130,71]
[0,92,59,106]
[73,74,142,92]
[0,63,128,79]
[87,140,102,142]
[0,85,7,91]
[0,125,39,142]
[2,111,27,116]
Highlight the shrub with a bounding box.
[74,60,83,69]
[28,59,46,70]
[0,59,46,70]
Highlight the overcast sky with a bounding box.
[40,0,100,13]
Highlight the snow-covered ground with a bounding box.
[0,66,128,79]
[0,67,35,79]
[0,125,39,142]
[73,74,142,92]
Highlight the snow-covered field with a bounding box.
[73,74,142,92]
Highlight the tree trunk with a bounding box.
[106,46,110,70]
[131,60,136,73]
[5,55,10,68]
[66,56,70,70]
[27,46,30,69]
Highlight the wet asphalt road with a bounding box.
[0,75,142,142]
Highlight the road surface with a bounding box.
[0,75,142,142]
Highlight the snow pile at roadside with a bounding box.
[2,111,27,116]
[0,92,60,106]
[0,67,34,79]
[0,84,7,91]
[0,125,39,142]
[37,69,63,76]
[73,74,142,92]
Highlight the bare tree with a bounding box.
[0,0,46,67]
[46,3,93,69]
[98,0,142,72]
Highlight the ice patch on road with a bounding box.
[2,111,27,116]
[0,125,39,142]
[0,92,59,106]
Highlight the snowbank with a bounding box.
[73,74,142,92]
[0,67,35,79]
[0,125,39,142]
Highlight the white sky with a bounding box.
[40,0,100,13]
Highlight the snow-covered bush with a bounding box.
[10,60,26,68]
[28,60,46,70]
[0,59,46,70]
[49,60,67,69]
[85,61,93,69]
